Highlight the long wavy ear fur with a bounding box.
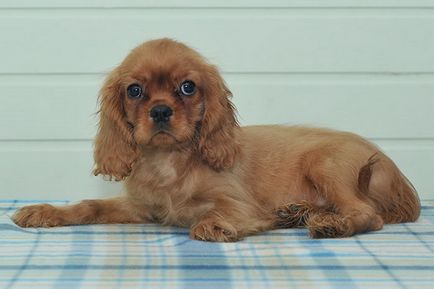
[93,68,138,181]
[198,65,240,170]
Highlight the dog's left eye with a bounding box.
[179,80,196,96]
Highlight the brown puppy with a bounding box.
[13,38,420,241]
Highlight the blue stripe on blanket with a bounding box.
[179,240,232,288]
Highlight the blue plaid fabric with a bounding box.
[1,200,433,289]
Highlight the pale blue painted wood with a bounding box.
[0,0,432,200]
[1,75,433,139]
[1,10,433,73]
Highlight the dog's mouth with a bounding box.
[149,130,179,146]
[152,128,175,137]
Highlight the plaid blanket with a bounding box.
[1,200,433,289]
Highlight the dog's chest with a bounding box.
[131,152,180,187]
[149,154,178,185]
[126,150,217,227]
[127,152,203,216]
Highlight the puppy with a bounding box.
[13,38,420,241]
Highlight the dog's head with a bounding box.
[93,38,239,180]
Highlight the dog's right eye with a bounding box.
[127,84,143,99]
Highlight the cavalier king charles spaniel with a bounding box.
[13,38,420,241]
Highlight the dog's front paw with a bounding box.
[190,219,239,242]
[12,204,65,228]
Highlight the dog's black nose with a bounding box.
[150,105,173,123]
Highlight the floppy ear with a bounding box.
[93,68,138,181]
[198,65,240,170]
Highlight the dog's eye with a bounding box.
[127,84,143,99]
[179,80,196,96]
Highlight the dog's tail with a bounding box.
[358,152,421,224]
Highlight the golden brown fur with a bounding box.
[13,38,421,241]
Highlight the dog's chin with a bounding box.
[148,131,179,147]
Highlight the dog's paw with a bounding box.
[12,204,65,228]
[190,219,239,242]
[275,202,313,228]
[307,213,352,239]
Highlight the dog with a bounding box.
[12,38,420,241]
